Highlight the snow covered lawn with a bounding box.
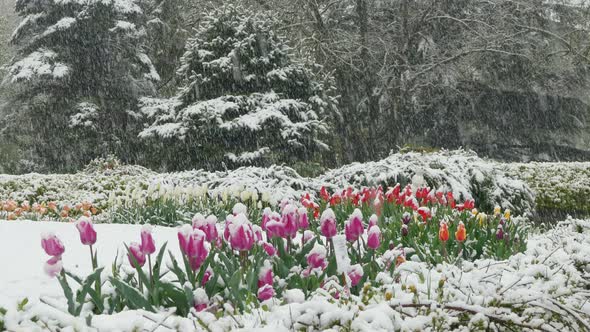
[2,218,590,331]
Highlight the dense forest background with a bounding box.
[1,0,589,174]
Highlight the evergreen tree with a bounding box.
[3,0,158,171]
[140,4,334,170]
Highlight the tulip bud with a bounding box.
[227,214,255,251]
[257,261,273,287]
[345,209,364,242]
[128,242,146,268]
[297,207,309,230]
[41,233,65,257]
[496,224,504,240]
[140,225,156,255]
[402,212,411,225]
[367,226,381,250]
[306,243,327,270]
[347,264,364,287]
[320,208,337,239]
[258,284,274,301]
[75,217,97,245]
[178,224,192,254]
[401,224,409,237]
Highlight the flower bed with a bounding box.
[2,217,589,331]
[26,185,528,324]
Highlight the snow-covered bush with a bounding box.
[139,4,334,170]
[320,150,536,216]
[506,162,590,218]
[0,151,540,222]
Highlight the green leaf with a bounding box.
[17,298,28,312]
[110,278,154,312]
[160,282,190,316]
[153,242,168,281]
[57,273,76,315]
[168,251,187,285]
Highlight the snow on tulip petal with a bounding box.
[75,216,97,245]
[257,261,273,287]
[367,226,381,250]
[193,288,208,312]
[262,242,276,256]
[297,207,309,230]
[347,264,364,287]
[303,230,314,244]
[178,224,192,254]
[44,256,63,277]
[345,209,364,242]
[306,243,327,270]
[227,213,255,251]
[41,233,65,257]
[320,208,337,238]
[257,284,275,301]
[282,204,299,238]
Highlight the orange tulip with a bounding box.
[439,222,449,242]
[455,222,467,242]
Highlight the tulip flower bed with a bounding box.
[25,183,529,325]
[1,217,589,331]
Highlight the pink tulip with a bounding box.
[297,207,309,230]
[128,242,146,268]
[261,207,272,231]
[303,230,315,244]
[282,204,298,238]
[44,256,63,277]
[265,218,286,239]
[201,268,213,286]
[347,264,364,287]
[262,242,276,256]
[75,217,97,245]
[253,225,264,242]
[187,229,209,270]
[320,208,337,238]
[140,225,156,255]
[306,243,327,270]
[193,214,218,242]
[367,226,381,250]
[345,209,364,242]
[257,284,274,301]
[227,214,255,251]
[41,233,65,257]
[257,263,273,287]
[178,224,192,254]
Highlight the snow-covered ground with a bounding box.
[2,218,590,331]
[0,221,184,308]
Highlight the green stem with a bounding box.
[148,254,153,287]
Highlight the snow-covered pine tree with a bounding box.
[4,0,159,171]
[139,4,333,170]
